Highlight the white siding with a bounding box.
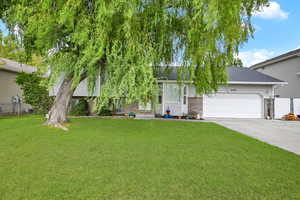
[188,85,202,97]
[188,85,197,97]
[189,84,273,98]
[73,78,100,97]
[217,85,273,98]
[50,75,101,97]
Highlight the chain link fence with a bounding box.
[0,103,32,116]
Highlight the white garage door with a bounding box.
[203,93,263,118]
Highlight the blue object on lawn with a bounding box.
[128,112,136,118]
[163,114,173,118]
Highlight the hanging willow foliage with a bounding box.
[2,0,268,115]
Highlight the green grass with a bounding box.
[0,116,300,200]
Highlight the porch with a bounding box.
[122,82,203,119]
[156,83,189,117]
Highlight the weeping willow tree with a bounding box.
[1,0,268,128]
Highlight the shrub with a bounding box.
[16,72,53,114]
[69,99,89,116]
[98,106,112,116]
[282,113,299,121]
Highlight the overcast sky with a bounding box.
[1,1,299,67]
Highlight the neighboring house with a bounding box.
[51,66,286,119]
[0,58,36,114]
[250,48,300,98]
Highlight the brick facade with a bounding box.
[188,97,203,117]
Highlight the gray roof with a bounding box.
[227,67,284,83]
[156,66,286,84]
[0,58,37,73]
[251,48,300,69]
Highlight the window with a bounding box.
[183,85,187,105]
[158,96,162,104]
[165,84,181,104]
[158,83,163,104]
[138,102,152,111]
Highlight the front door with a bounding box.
[164,83,184,116]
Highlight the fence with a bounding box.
[274,98,300,119]
[0,103,31,116]
[294,99,300,116]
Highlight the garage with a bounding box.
[203,93,263,118]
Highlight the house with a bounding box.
[250,48,300,98]
[51,66,287,119]
[0,58,36,114]
[124,66,287,119]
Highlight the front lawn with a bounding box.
[0,116,300,199]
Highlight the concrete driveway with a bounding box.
[209,119,300,155]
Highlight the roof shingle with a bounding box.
[156,66,286,84]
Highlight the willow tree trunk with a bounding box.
[45,76,75,130]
